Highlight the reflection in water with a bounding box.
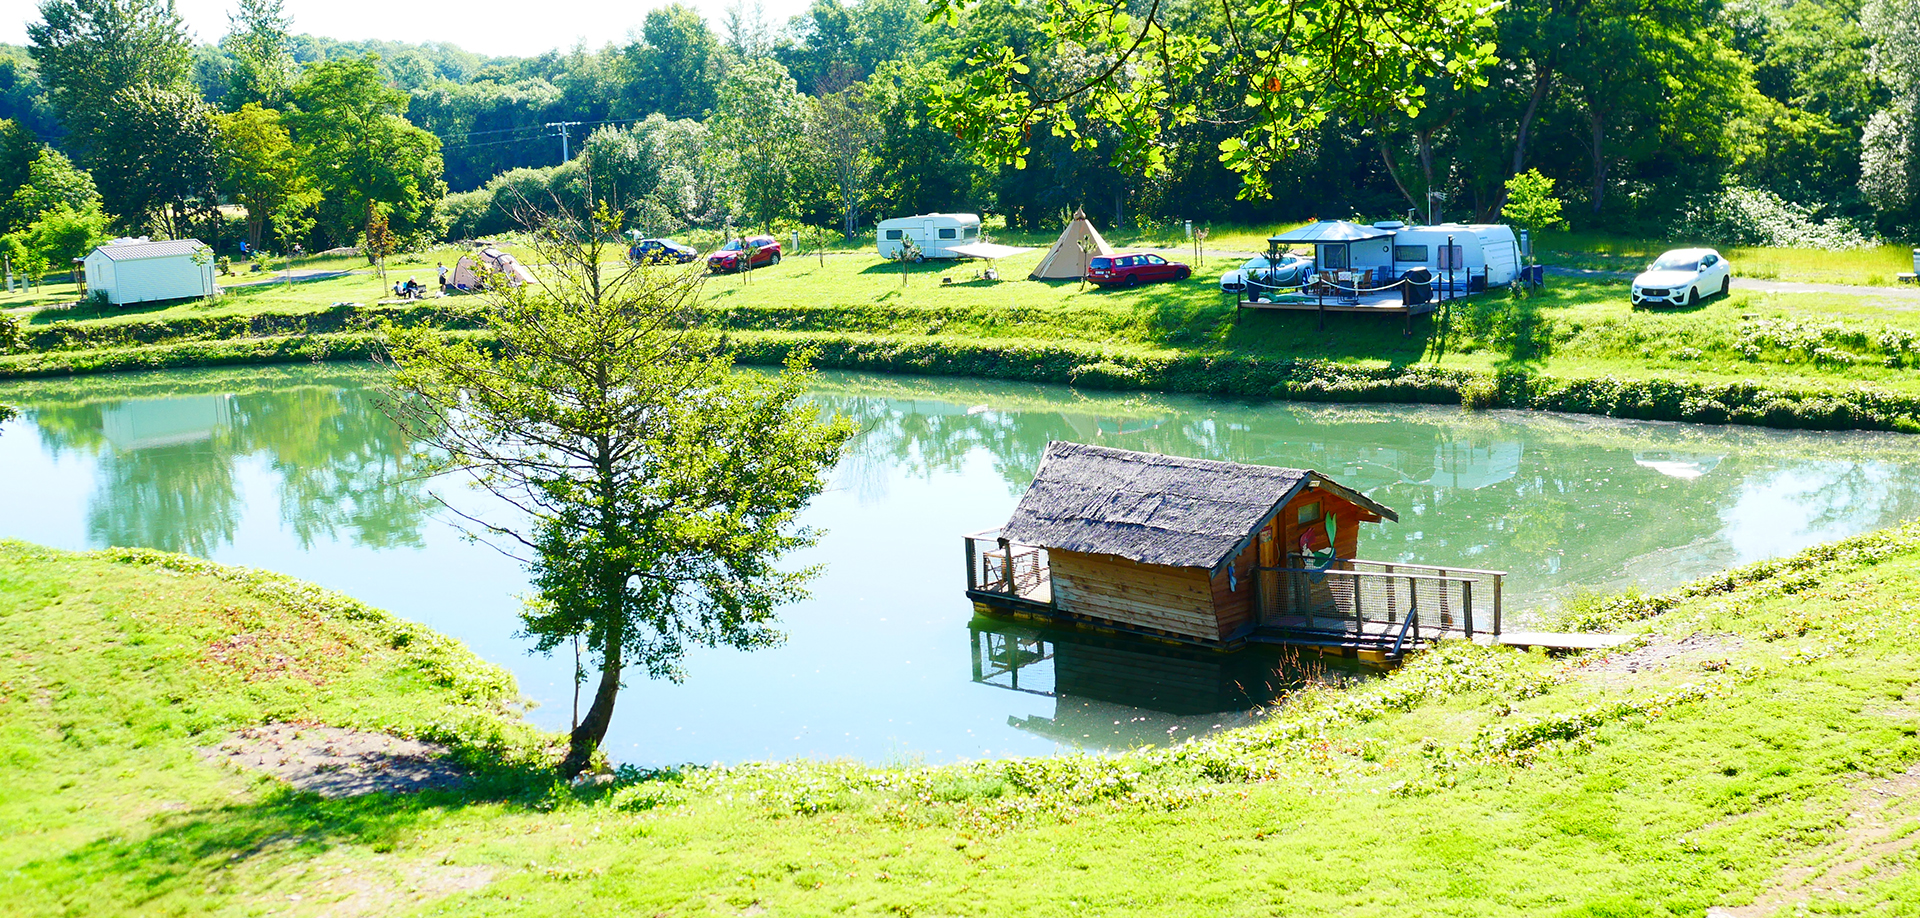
[970,617,1350,750]
[5,366,1920,763]
[20,373,433,555]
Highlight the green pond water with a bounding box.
[2,365,1916,766]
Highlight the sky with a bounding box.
[1,0,813,58]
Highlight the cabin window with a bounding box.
[885,229,903,240]
[938,228,957,239]
[1320,246,1349,269]
[1296,501,1322,525]
[964,226,978,237]
[1394,244,1428,262]
[1437,245,1466,270]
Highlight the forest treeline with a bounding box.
[0,0,1914,278]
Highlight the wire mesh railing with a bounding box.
[1255,557,1505,653]
[964,529,1053,606]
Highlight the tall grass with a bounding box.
[1541,230,1917,286]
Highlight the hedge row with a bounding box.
[5,326,1919,434]
[726,332,1920,432]
[0,333,387,378]
[6,301,485,354]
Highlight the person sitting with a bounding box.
[402,277,424,299]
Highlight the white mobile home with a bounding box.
[83,238,216,306]
[1380,223,1520,288]
[877,213,982,260]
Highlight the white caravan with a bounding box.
[876,213,983,260]
[1369,222,1520,288]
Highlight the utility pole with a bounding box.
[545,121,584,162]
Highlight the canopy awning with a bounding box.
[949,242,1033,260]
[1272,221,1395,244]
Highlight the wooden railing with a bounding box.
[1256,556,1506,648]
[963,529,1053,606]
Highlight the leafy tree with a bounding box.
[223,0,297,109]
[13,203,108,284]
[867,59,976,218]
[384,196,852,777]
[90,82,222,237]
[927,0,1497,199]
[215,104,309,252]
[288,56,447,247]
[809,78,881,237]
[271,192,316,283]
[5,147,99,228]
[0,48,61,141]
[0,119,41,211]
[1501,169,1567,259]
[707,58,810,231]
[363,208,397,282]
[616,5,726,121]
[1860,0,1920,233]
[27,0,193,180]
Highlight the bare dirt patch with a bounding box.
[1709,764,1920,917]
[202,723,465,798]
[1575,632,1744,685]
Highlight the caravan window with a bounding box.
[1320,246,1349,269]
[964,226,978,238]
[1394,244,1428,262]
[1436,245,1466,269]
[938,227,957,239]
[884,229,903,241]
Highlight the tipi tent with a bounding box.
[449,247,535,291]
[1029,210,1114,280]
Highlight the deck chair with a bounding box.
[1298,515,1340,583]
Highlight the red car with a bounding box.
[707,235,782,273]
[1086,252,1191,287]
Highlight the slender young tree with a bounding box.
[383,190,852,777]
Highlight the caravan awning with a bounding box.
[948,242,1032,260]
[1272,221,1395,243]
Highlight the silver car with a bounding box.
[1220,254,1310,294]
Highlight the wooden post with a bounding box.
[964,536,977,591]
[1463,580,1474,638]
[1492,574,1503,637]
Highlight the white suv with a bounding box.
[1632,248,1732,307]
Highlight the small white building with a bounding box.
[83,238,216,306]
[876,213,982,260]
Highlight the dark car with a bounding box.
[629,238,698,264]
[1086,252,1191,287]
[707,235,782,273]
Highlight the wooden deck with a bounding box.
[1236,283,1476,334]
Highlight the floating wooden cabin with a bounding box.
[965,442,1510,661]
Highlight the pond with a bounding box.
[3,365,1917,767]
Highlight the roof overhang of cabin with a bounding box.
[1205,472,1400,577]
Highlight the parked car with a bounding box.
[1632,248,1732,307]
[629,238,698,264]
[707,235,782,273]
[1086,252,1191,287]
[1220,253,1311,293]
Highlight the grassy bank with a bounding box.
[9,248,1920,429]
[7,522,1920,915]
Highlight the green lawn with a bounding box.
[1540,230,1918,287]
[6,522,1920,915]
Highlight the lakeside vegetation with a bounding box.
[9,247,1920,429]
[7,519,1920,915]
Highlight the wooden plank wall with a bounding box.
[1049,550,1220,642]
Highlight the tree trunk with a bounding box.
[1493,66,1555,217]
[562,635,623,777]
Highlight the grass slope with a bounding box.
[6,528,1920,916]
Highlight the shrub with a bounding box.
[1671,184,1879,250]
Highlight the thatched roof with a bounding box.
[1001,442,1395,570]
